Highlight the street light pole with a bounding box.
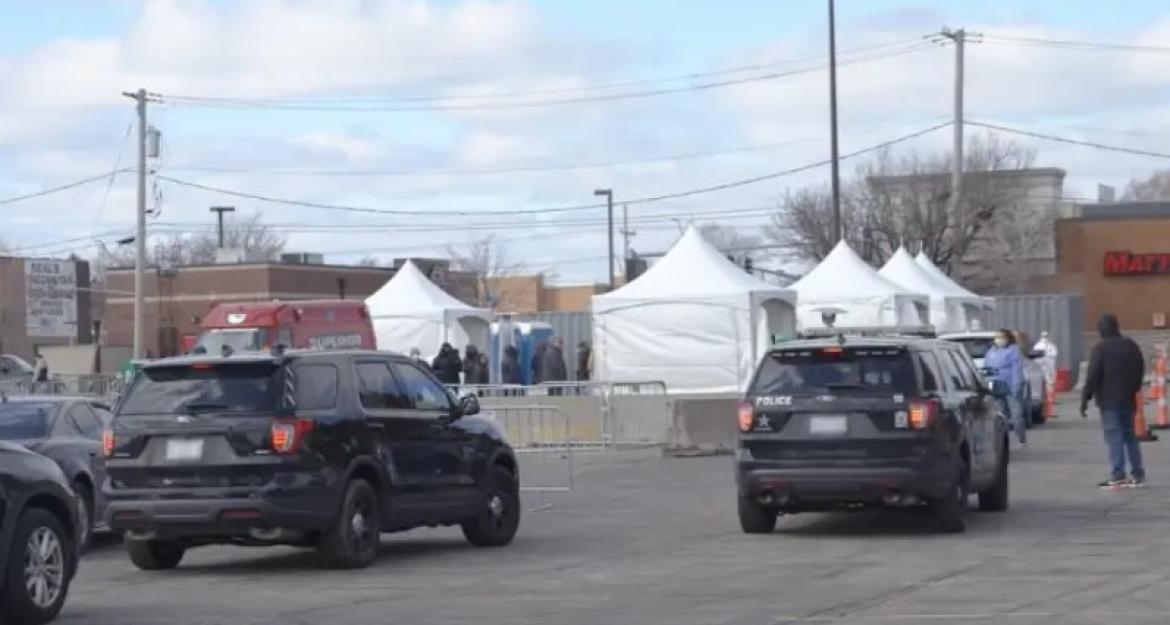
[210,206,236,248]
[827,0,842,242]
[594,189,615,290]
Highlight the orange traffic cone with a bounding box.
[1136,389,1158,442]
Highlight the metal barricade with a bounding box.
[0,375,124,400]
[480,404,574,492]
[604,381,670,447]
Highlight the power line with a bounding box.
[155,121,950,218]
[981,34,1170,54]
[157,43,934,112]
[968,120,1170,159]
[0,170,131,206]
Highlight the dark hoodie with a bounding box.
[1082,314,1145,411]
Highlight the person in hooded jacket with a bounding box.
[541,336,568,396]
[531,340,548,385]
[576,341,592,382]
[431,343,462,386]
[1081,314,1147,489]
[463,344,489,385]
[501,345,523,385]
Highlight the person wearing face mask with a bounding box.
[984,328,1027,446]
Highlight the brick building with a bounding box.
[0,256,92,361]
[104,260,395,357]
[484,275,607,314]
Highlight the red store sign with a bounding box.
[1104,251,1170,275]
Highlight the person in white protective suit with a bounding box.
[1033,331,1059,388]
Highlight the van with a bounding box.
[193,300,375,355]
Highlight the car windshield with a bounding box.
[0,402,54,439]
[118,362,280,415]
[948,337,995,360]
[752,347,916,395]
[193,329,269,355]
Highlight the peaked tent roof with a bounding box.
[365,259,483,315]
[791,240,923,301]
[913,252,981,298]
[595,225,794,302]
[878,247,955,296]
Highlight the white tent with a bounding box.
[591,226,797,394]
[365,260,492,360]
[879,247,984,333]
[914,251,995,329]
[790,240,929,329]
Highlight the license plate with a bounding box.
[809,415,848,435]
[165,438,204,461]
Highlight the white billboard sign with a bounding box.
[25,259,78,338]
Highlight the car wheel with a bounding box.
[125,538,185,571]
[978,439,1010,512]
[318,479,380,569]
[930,459,968,533]
[2,508,73,625]
[737,494,777,534]
[72,480,94,552]
[462,465,521,548]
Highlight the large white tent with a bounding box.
[879,247,984,333]
[591,226,797,394]
[790,240,929,329]
[914,251,995,329]
[365,260,491,360]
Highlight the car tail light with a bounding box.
[271,418,314,454]
[909,399,939,430]
[737,401,755,432]
[102,429,116,457]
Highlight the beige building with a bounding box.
[0,256,92,361]
[484,275,607,314]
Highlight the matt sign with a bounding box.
[25,259,78,337]
[1104,251,1170,276]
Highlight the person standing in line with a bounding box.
[1081,314,1147,489]
[463,344,488,385]
[501,345,522,385]
[576,341,593,382]
[541,336,568,396]
[984,329,1027,447]
[531,340,548,385]
[432,343,462,386]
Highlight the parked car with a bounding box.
[736,335,1010,534]
[193,300,376,355]
[0,397,111,549]
[0,354,34,387]
[104,350,520,570]
[0,440,80,624]
[939,331,1047,425]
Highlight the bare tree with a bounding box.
[1123,170,1170,201]
[447,235,526,308]
[698,223,762,259]
[356,255,383,267]
[768,133,1042,291]
[154,212,286,267]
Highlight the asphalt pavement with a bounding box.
[65,399,1170,625]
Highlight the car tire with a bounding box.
[126,538,185,571]
[72,480,94,552]
[930,459,968,533]
[318,479,380,569]
[978,440,1010,512]
[462,465,521,548]
[737,494,777,534]
[3,508,73,625]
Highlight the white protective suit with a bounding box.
[1032,332,1058,386]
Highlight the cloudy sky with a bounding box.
[2,0,1170,282]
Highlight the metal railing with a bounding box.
[0,374,125,400]
[480,404,574,492]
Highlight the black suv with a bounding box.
[104,350,520,570]
[735,336,1010,534]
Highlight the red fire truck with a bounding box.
[191,300,375,355]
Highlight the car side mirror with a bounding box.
[986,379,1010,398]
[459,394,480,417]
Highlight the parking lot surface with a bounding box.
[66,401,1170,625]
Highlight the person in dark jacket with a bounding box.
[531,340,548,385]
[1081,314,1147,488]
[576,341,592,382]
[463,344,488,385]
[541,336,568,396]
[501,345,522,385]
[432,343,463,386]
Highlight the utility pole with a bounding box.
[594,189,615,290]
[121,88,149,361]
[620,203,635,260]
[209,206,236,248]
[941,27,966,217]
[827,0,842,242]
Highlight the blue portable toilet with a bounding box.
[490,319,553,385]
